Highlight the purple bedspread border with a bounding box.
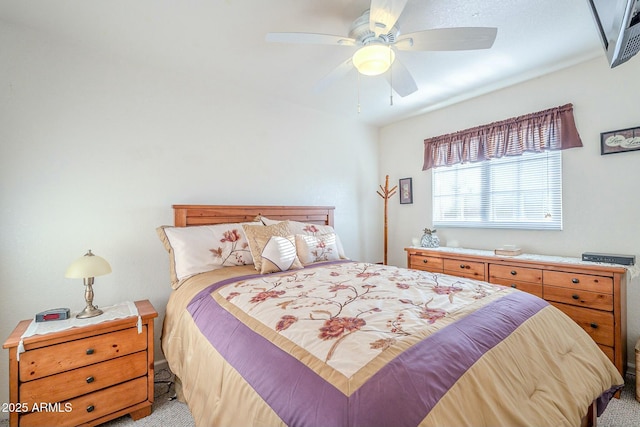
[597,384,624,416]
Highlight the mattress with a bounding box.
[161,260,623,426]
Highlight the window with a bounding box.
[432,150,562,230]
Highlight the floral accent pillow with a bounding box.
[242,221,292,272]
[157,222,258,288]
[295,233,340,265]
[255,235,303,274]
[259,217,347,259]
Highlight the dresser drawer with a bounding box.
[543,271,613,294]
[409,255,443,272]
[490,277,543,298]
[489,264,542,284]
[443,258,485,280]
[19,351,148,407]
[20,325,147,381]
[544,285,613,311]
[550,302,614,347]
[19,376,148,427]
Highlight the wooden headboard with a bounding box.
[173,205,335,227]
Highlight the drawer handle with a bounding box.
[572,294,580,300]
[590,322,598,329]
[87,405,95,413]
[422,259,428,263]
[510,284,517,288]
[86,376,95,384]
[459,264,466,269]
[571,278,579,284]
[510,270,517,276]
[86,348,95,355]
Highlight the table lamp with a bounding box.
[65,250,112,318]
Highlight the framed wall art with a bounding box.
[600,126,640,155]
[399,177,413,204]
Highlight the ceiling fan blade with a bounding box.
[314,57,355,93]
[395,27,497,51]
[266,32,356,46]
[369,0,409,36]
[387,59,418,97]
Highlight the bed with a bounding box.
[158,204,623,427]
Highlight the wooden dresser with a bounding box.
[3,300,157,427]
[405,247,628,377]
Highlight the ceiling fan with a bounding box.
[266,0,497,97]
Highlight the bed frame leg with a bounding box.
[581,401,597,427]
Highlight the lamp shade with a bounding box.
[352,44,395,76]
[65,250,112,279]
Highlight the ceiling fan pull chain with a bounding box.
[389,47,394,106]
[357,72,361,114]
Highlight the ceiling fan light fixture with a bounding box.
[352,44,395,76]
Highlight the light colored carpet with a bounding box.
[599,372,640,427]
[1,370,637,426]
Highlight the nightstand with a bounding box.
[3,300,157,427]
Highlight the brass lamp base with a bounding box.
[76,278,103,319]
[76,305,103,319]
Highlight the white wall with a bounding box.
[0,22,381,413]
[380,55,640,370]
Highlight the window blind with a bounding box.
[432,150,562,230]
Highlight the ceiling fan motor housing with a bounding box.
[349,10,399,46]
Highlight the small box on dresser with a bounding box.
[3,300,157,427]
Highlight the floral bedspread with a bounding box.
[169,260,623,426]
[216,261,509,378]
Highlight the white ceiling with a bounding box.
[0,0,606,127]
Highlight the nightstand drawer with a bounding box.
[543,271,613,294]
[443,258,485,280]
[489,264,542,284]
[550,302,614,347]
[20,325,147,381]
[543,285,613,311]
[409,255,443,272]
[19,351,148,407]
[19,376,148,427]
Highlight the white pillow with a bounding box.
[157,222,258,288]
[242,221,292,272]
[295,233,341,265]
[258,235,303,274]
[259,217,347,259]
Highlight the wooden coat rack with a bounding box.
[376,175,397,265]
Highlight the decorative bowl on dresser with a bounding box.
[405,247,628,379]
[3,300,157,427]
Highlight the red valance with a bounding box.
[422,103,583,170]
